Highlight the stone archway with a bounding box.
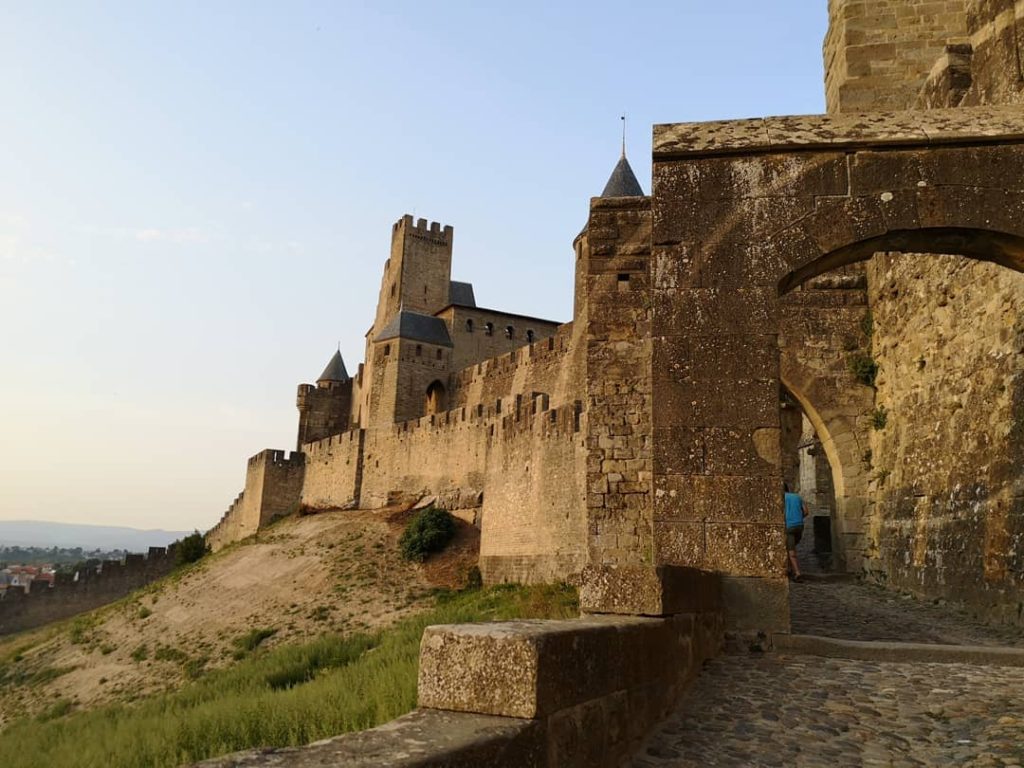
[648,105,1024,629]
[425,380,447,416]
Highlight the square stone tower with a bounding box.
[824,0,969,112]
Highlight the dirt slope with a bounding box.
[0,506,478,726]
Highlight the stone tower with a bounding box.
[824,0,969,112]
[295,349,352,449]
[372,215,454,332]
[358,216,456,428]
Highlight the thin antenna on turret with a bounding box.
[621,114,626,158]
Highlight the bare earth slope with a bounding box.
[0,506,479,727]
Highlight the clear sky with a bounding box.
[0,2,829,531]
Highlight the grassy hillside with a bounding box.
[0,506,479,726]
[0,584,578,768]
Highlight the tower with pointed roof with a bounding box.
[295,349,353,449]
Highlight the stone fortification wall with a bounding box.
[439,305,561,374]
[206,450,305,552]
[449,322,583,414]
[301,429,365,510]
[301,400,587,583]
[0,548,176,636]
[866,254,1024,624]
[824,0,1024,624]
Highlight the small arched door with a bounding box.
[425,380,447,415]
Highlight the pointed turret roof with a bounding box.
[317,350,349,384]
[600,154,644,198]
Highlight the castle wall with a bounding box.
[0,548,176,636]
[477,405,586,584]
[206,449,305,552]
[438,305,561,373]
[823,0,1024,624]
[301,429,364,510]
[448,322,583,415]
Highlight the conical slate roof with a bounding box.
[317,350,349,383]
[600,154,644,197]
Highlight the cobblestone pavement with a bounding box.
[789,579,1024,647]
[630,655,1024,768]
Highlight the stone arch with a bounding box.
[777,227,1024,295]
[425,380,447,416]
[649,116,1024,628]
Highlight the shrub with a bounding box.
[870,405,889,430]
[847,353,879,388]
[232,628,277,659]
[174,532,209,567]
[130,645,148,663]
[398,507,456,563]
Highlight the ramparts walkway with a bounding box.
[630,579,1024,767]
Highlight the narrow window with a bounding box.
[526,329,535,343]
[505,325,514,339]
[484,322,494,336]
[390,283,396,297]
[416,344,422,357]
[383,344,391,356]
[436,348,443,360]
[466,318,474,332]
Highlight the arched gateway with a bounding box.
[583,105,1024,630]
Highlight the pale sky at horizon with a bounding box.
[0,2,829,531]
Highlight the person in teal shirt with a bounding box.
[784,483,809,582]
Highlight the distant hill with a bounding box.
[0,520,191,552]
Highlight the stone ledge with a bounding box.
[774,634,1024,667]
[190,709,543,767]
[653,104,1024,158]
[418,614,704,718]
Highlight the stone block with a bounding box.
[705,522,786,577]
[653,474,780,524]
[418,615,686,719]
[579,564,721,616]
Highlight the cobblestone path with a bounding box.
[630,655,1024,768]
[790,580,1024,647]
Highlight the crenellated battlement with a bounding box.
[0,547,177,635]
[247,449,304,469]
[393,214,453,244]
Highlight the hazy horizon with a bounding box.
[1,2,829,530]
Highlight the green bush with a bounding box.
[870,405,889,430]
[398,507,456,563]
[847,353,879,388]
[174,532,209,567]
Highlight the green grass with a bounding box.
[0,583,577,768]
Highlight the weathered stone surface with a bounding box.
[579,565,721,616]
[654,105,1024,157]
[417,614,703,718]
[190,709,545,767]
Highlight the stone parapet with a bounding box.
[198,607,722,767]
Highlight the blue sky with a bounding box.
[0,2,829,531]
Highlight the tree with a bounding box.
[174,531,209,567]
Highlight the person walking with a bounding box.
[784,482,809,582]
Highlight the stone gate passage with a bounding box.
[640,105,1024,630]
